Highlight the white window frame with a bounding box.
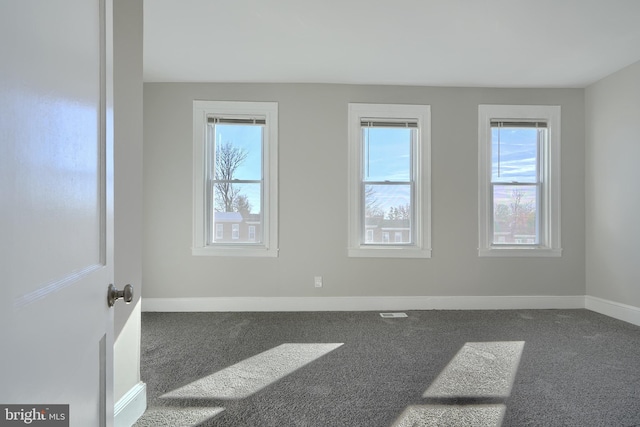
[348,103,431,258]
[192,100,278,257]
[478,104,561,257]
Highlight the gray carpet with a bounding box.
[136,310,640,426]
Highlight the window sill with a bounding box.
[192,246,278,257]
[478,247,562,258]
[348,246,432,259]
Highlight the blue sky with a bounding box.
[214,124,263,214]
[363,127,412,215]
[215,124,262,179]
[491,128,538,183]
[363,127,411,181]
[491,127,539,210]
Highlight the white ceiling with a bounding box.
[144,0,640,88]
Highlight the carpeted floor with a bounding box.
[136,309,640,426]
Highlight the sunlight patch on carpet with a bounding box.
[133,406,224,427]
[423,341,524,399]
[161,343,343,400]
[393,404,506,427]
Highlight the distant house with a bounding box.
[214,212,262,243]
[365,217,411,244]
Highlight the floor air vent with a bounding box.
[380,312,408,318]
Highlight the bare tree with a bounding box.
[494,203,510,232]
[215,142,248,212]
[233,194,252,216]
[386,203,410,220]
[509,189,535,235]
[364,186,383,218]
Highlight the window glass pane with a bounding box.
[213,124,262,181]
[491,127,539,183]
[492,185,538,245]
[213,182,261,214]
[362,127,412,182]
[364,184,412,244]
[213,183,262,244]
[365,229,373,243]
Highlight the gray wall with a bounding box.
[585,60,640,307]
[113,0,143,403]
[143,83,585,299]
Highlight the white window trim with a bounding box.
[192,100,278,257]
[478,104,561,257]
[348,103,431,258]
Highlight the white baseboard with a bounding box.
[114,381,147,427]
[142,295,585,312]
[585,296,640,327]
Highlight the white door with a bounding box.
[0,1,116,426]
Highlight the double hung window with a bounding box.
[348,103,431,258]
[192,101,278,257]
[478,105,561,257]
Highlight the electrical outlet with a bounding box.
[314,276,323,288]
